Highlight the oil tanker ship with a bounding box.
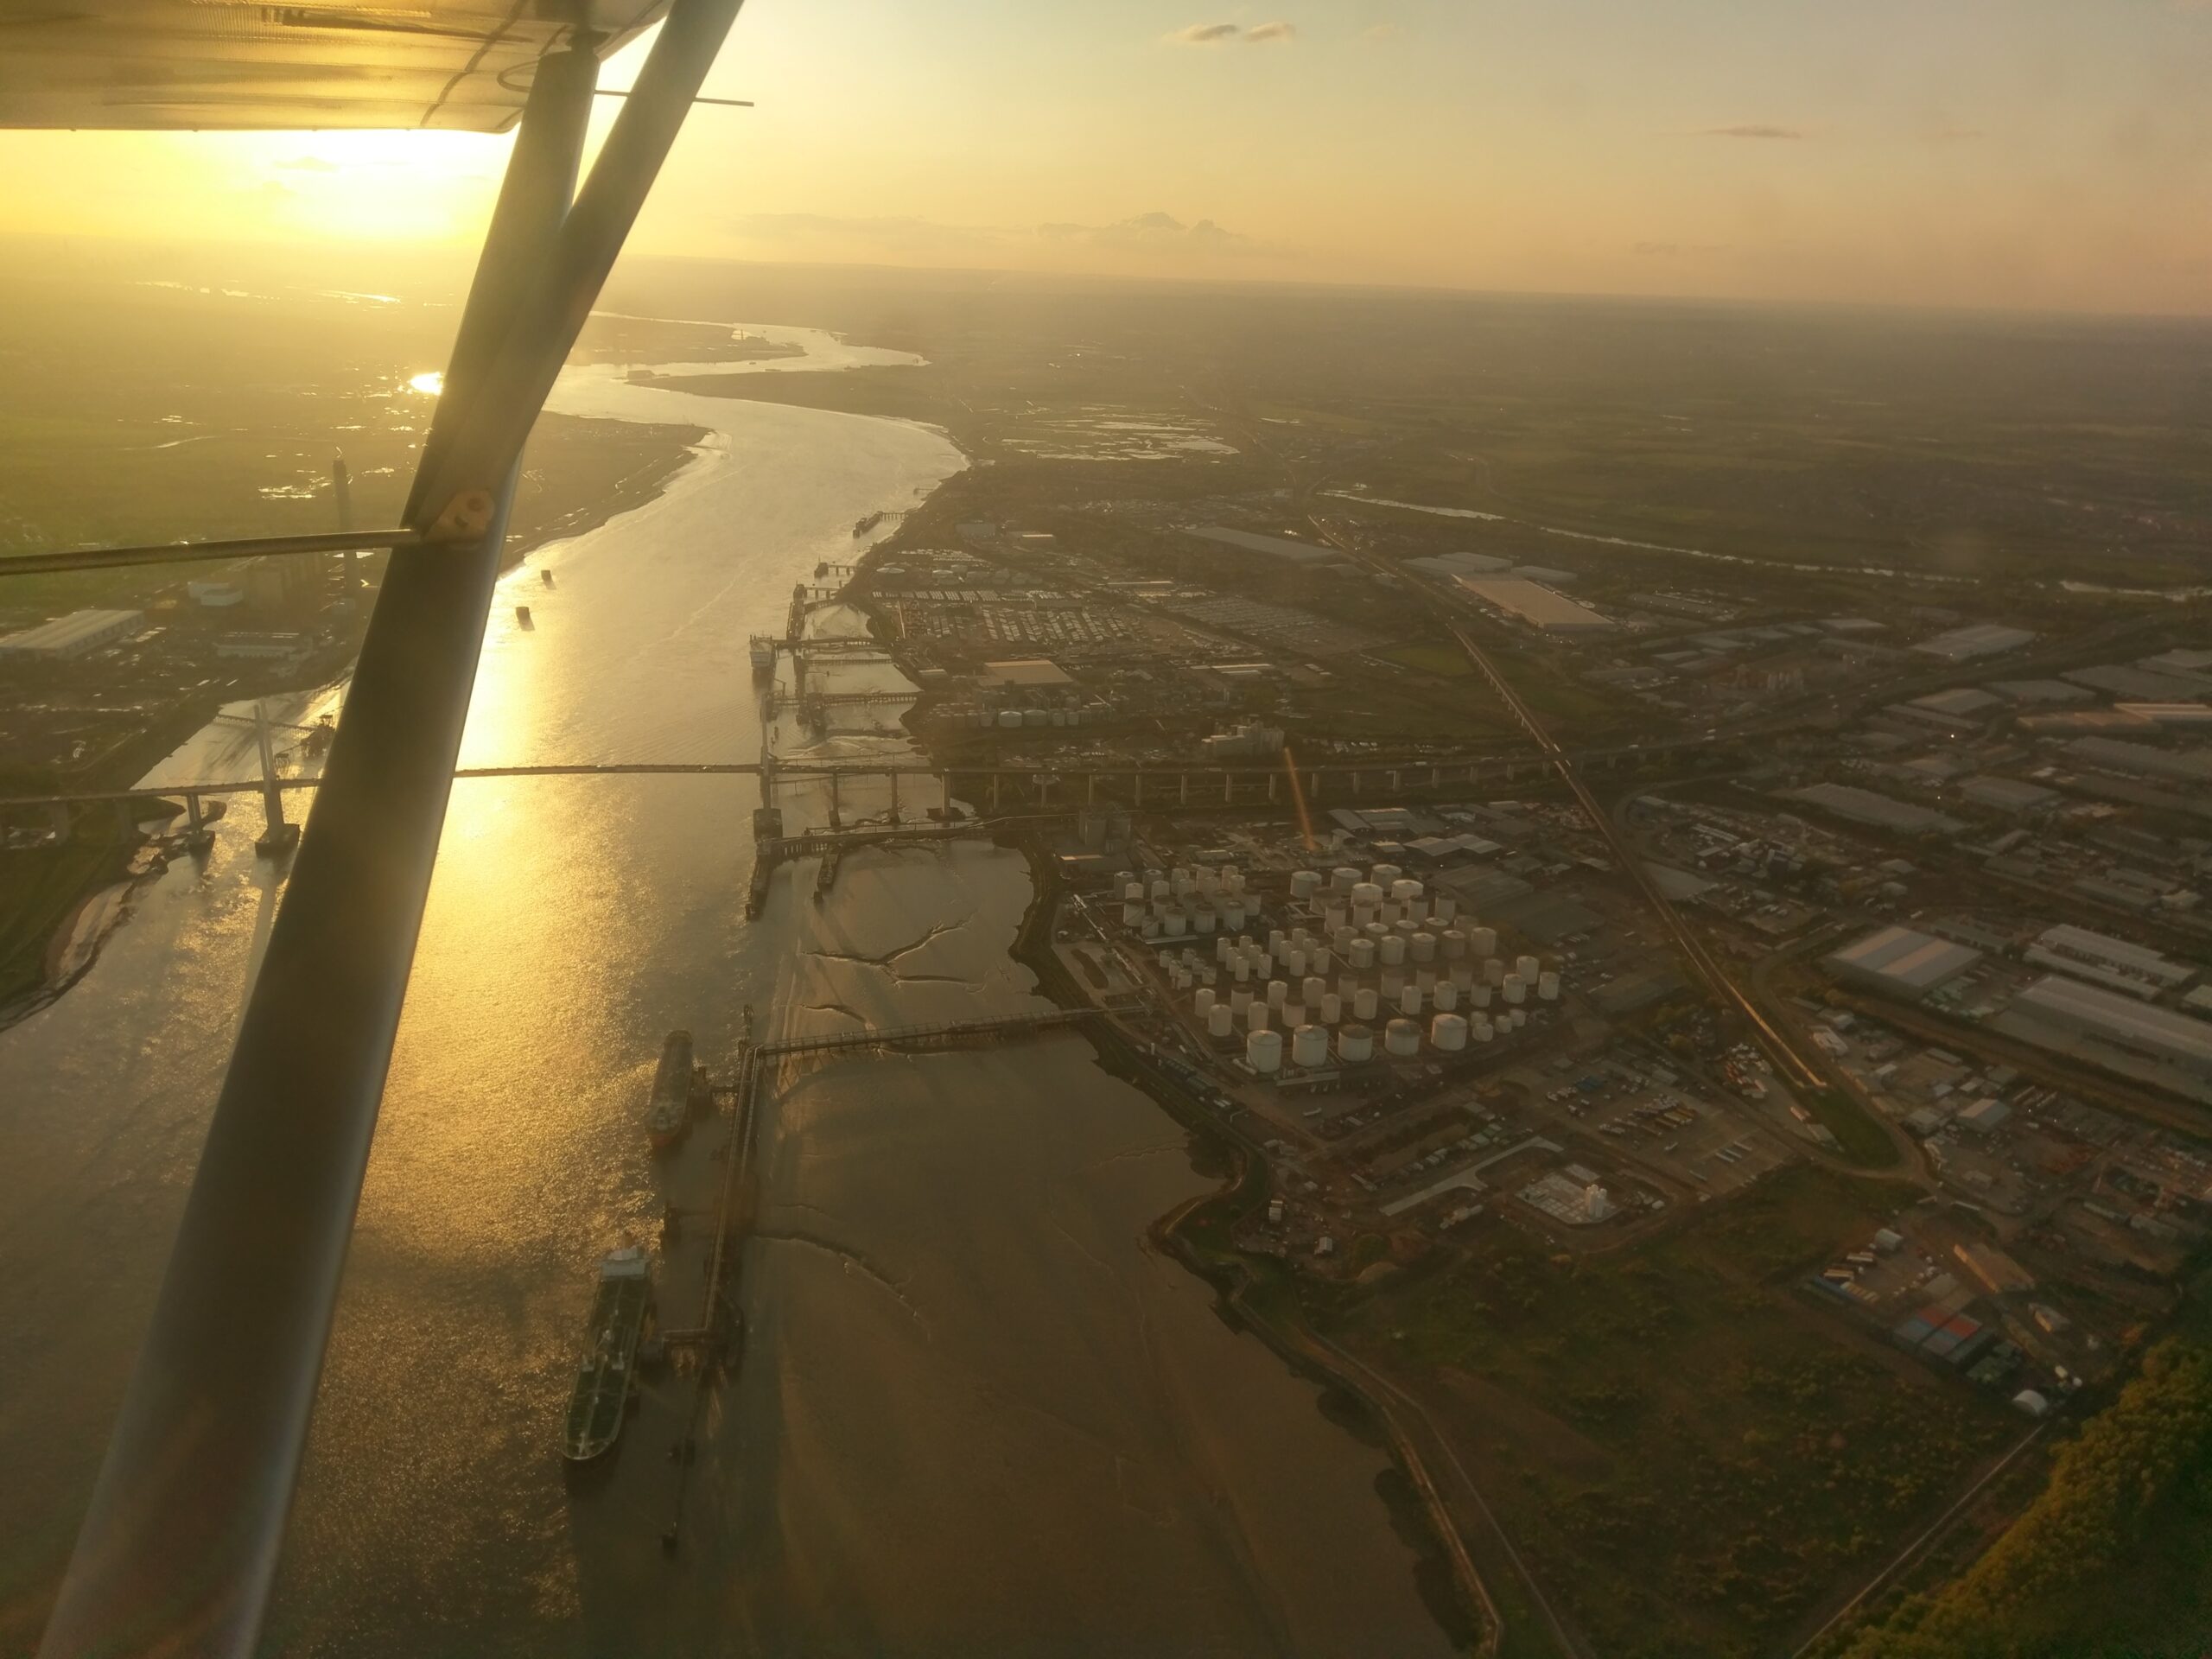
[563,1245,652,1462]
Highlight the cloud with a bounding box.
[1363,22,1402,39]
[1166,20,1296,44]
[1037,212,1268,257]
[274,156,340,173]
[1697,124,1804,140]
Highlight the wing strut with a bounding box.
[35,6,743,1655]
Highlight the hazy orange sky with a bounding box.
[3,0,2209,314]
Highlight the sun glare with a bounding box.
[408,371,445,397]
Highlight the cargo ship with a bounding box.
[646,1029,695,1150]
[748,634,777,677]
[853,510,885,537]
[563,1246,652,1462]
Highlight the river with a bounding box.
[0,324,1455,1656]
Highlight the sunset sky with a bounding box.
[3,0,2209,314]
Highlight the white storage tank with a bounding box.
[1231,957,1251,984]
[1230,987,1253,1014]
[1338,973,1358,1003]
[1122,880,1145,904]
[1434,981,1459,1013]
[1433,894,1459,925]
[1302,976,1327,1007]
[1370,862,1403,886]
[1538,970,1561,1002]
[1354,987,1380,1020]
[1291,1024,1330,1068]
[1290,869,1321,900]
[1389,877,1424,907]
[1194,988,1216,1018]
[1149,878,1171,901]
[1379,934,1407,967]
[1215,937,1232,963]
[1400,983,1424,1017]
[1285,948,1307,978]
[1384,1018,1422,1058]
[1332,865,1363,893]
[1266,979,1288,1009]
[997,709,1023,729]
[1431,1013,1469,1052]
[1516,954,1540,983]
[1471,984,1492,1009]
[1441,929,1468,960]
[1246,1001,1270,1033]
[1163,906,1187,938]
[1503,975,1527,1006]
[1122,901,1144,928]
[1207,1002,1235,1039]
[1473,1015,1494,1043]
[1310,946,1332,976]
[1283,1001,1306,1029]
[1470,926,1498,958]
[1323,905,1348,934]
[1349,938,1376,971]
[1351,881,1385,911]
[1221,865,1244,895]
[1410,931,1437,963]
[1319,992,1342,1024]
[1338,1025,1376,1063]
[1193,905,1217,936]
[1221,899,1247,931]
[1268,928,1287,953]
[1245,1028,1283,1074]
[1484,957,1506,986]
[1509,1007,1526,1030]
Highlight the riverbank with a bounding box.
[1001,831,1491,1655]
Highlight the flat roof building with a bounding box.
[1789,782,1963,836]
[1959,776,2059,816]
[1455,576,1612,632]
[1993,975,2212,1104]
[1913,623,2037,663]
[2024,924,2196,1001]
[1826,925,1982,1001]
[2064,736,2212,786]
[0,607,145,662]
[981,658,1074,688]
[1185,525,1337,564]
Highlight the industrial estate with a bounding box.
[9,277,2212,1659]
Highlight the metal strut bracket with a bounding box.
[35,4,744,1655]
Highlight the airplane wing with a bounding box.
[0,0,670,131]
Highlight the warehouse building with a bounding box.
[2024,924,2196,1001]
[1993,976,2212,1105]
[0,607,145,663]
[1455,576,1613,633]
[1825,925,1982,1001]
[1789,782,1963,836]
[2064,736,2212,786]
[1959,775,2059,817]
[1912,622,2037,663]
